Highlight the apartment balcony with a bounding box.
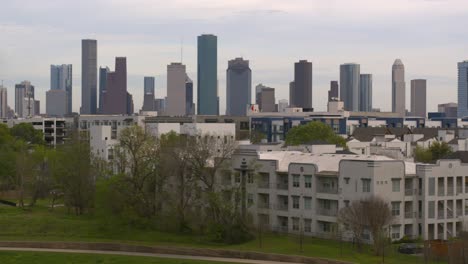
[438,188,445,196]
[405,211,414,219]
[317,187,339,194]
[405,189,414,196]
[438,211,445,220]
[456,210,463,217]
[447,210,454,219]
[277,183,288,190]
[257,182,270,189]
[457,187,463,195]
[257,203,270,210]
[276,204,289,211]
[447,187,454,196]
[317,208,338,217]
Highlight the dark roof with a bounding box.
[335,149,356,155]
[443,151,468,163]
[352,127,442,142]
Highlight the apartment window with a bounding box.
[304,175,312,188]
[247,194,254,206]
[391,225,401,239]
[304,197,312,210]
[428,178,435,196]
[391,202,401,216]
[247,172,254,184]
[428,201,435,219]
[292,196,300,209]
[362,179,371,192]
[293,174,300,188]
[235,172,241,183]
[392,179,401,192]
[292,217,300,231]
[304,219,312,232]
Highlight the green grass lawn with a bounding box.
[0,251,234,264]
[0,203,425,264]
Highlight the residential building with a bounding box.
[458,61,468,117]
[291,60,312,109]
[101,57,129,115]
[359,74,372,112]
[340,63,360,111]
[46,89,67,117]
[50,64,72,114]
[438,103,458,118]
[142,76,155,111]
[15,81,35,118]
[81,39,97,114]
[411,79,427,118]
[328,81,339,101]
[392,59,406,116]
[7,117,70,146]
[197,34,218,115]
[0,86,7,118]
[256,84,276,112]
[98,66,109,112]
[226,57,252,116]
[166,62,187,116]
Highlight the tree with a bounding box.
[414,141,452,163]
[285,121,346,147]
[338,200,367,251]
[10,123,45,145]
[52,134,95,215]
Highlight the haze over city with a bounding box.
[2,0,468,113]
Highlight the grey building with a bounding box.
[410,79,427,118]
[359,74,372,112]
[142,76,156,111]
[328,81,339,101]
[15,81,35,118]
[458,61,468,117]
[256,84,276,112]
[50,64,72,114]
[98,66,109,113]
[186,74,194,115]
[46,89,67,117]
[438,103,458,118]
[81,39,97,114]
[289,81,295,107]
[154,98,165,113]
[226,58,252,116]
[340,63,360,111]
[166,63,187,116]
[197,34,218,115]
[291,60,312,109]
[392,59,406,116]
[0,86,7,118]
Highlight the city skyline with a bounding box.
[1,0,468,114]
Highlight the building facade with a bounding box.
[98,66,109,112]
[46,89,67,117]
[359,74,372,112]
[411,79,427,118]
[392,59,406,117]
[226,57,252,116]
[166,63,187,116]
[0,86,7,118]
[439,103,458,118]
[142,76,156,111]
[328,81,339,102]
[186,74,194,115]
[340,63,360,111]
[101,57,129,115]
[458,61,468,117]
[291,60,312,109]
[197,34,218,115]
[15,81,35,118]
[50,64,72,114]
[81,39,97,114]
[256,84,276,112]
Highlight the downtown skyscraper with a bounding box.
[166,62,188,116]
[81,39,97,114]
[142,76,156,111]
[197,34,218,115]
[226,57,251,116]
[340,63,360,111]
[101,57,131,115]
[458,61,468,117]
[359,74,372,112]
[98,66,109,112]
[0,85,7,118]
[50,64,72,114]
[410,79,427,117]
[392,59,406,116]
[290,60,312,109]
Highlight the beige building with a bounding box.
[410,79,427,118]
[392,59,406,117]
[166,63,187,116]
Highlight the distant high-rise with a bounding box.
[340,63,360,111]
[15,81,35,118]
[98,66,109,112]
[289,82,295,107]
[256,84,275,112]
[127,92,134,115]
[392,59,406,116]
[0,86,7,118]
[291,60,312,109]
[458,61,468,117]
[50,64,72,114]
[46,90,67,117]
[278,99,289,113]
[438,103,458,118]
[328,81,339,101]
[186,74,194,115]
[197,34,218,115]
[142,76,156,111]
[226,57,251,116]
[154,98,165,113]
[101,57,128,115]
[410,79,427,117]
[166,63,187,116]
[359,74,372,112]
[81,39,97,114]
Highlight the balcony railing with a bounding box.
[456,210,463,217]
[276,204,289,211]
[317,187,339,194]
[257,182,270,189]
[317,208,338,217]
[457,187,463,195]
[405,189,413,196]
[277,183,288,190]
[447,210,454,219]
[438,188,445,196]
[405,211,414,219]
[257,203,270,209]
[438,210,445,219]
[447,187,454,196]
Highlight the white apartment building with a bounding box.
[7,117,71,146]
[225,149,468,241]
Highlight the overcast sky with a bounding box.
[1,0,468,114]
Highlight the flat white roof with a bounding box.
[258,151,416,175]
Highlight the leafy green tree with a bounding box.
[285,121,346,147]
[414,141,452,163]
[10,123,45,145]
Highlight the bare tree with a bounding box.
[338,200,367,251]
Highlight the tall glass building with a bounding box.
[359,74,372,112]
[197,34,218,115]
[458,61,468,117]
[340,63,360,111]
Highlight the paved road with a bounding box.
[0,247,302,264]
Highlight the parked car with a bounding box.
[398,243,423,254]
